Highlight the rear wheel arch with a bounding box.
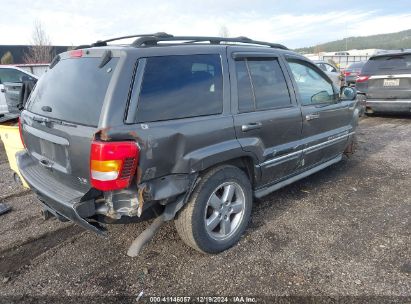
[197,156,258,188]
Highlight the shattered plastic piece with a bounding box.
[0,203,11,216]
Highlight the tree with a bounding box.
[1,51,14,64]
[23,20,54,64]
[219,25,230,38]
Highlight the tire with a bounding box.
[174,165,252,254]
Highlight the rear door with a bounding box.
[284,57,352,168]
[0,82,6,114]
[363,54,411,100]
[21,50,125,192]
[229,49,303,187]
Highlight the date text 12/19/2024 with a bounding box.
[148,296,258,303]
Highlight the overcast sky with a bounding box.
[1,0,410,48]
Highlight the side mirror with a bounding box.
[340,86,356,101]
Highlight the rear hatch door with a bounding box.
[21,49,121,193]
[364,54,411,100]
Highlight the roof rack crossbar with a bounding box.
[131,35,288,50]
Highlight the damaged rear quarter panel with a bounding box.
[103,115,256,183]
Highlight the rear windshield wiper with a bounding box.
[32,116,77,127]
[32,116,50,123]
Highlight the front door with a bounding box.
[285,58,353,168]
[229,51,303,187]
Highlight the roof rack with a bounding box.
[75,33,171,49]
[81,33,287,50]
[131,34,288,49]
[86,32,173,48]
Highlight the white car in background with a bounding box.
[0,66,37,116]
[313,60,342,88]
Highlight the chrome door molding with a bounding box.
[257,132,355,168]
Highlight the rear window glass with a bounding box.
[235,58,292,112]
[136,54,223,123]
[362,54,411,73]
[26,57,118,126]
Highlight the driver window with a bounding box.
[287,60,336,106]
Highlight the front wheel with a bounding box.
[174,165,252,254]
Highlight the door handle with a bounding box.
[241,122,262,132]
[0,88,5,93]
[306,113,320,121]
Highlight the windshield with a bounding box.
[362,54,411,74]
[26,57,119,126]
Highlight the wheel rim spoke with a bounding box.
[220,219,231,235]
[222,184,235,203]
[230,201,243,214]
[206,213,221,231]
[208,193,221,210]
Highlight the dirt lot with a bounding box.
[0,116,410,303]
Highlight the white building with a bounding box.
[304,49,386,69]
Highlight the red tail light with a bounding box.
[356,75,370,83]
[69,49,83,58]
[344,71,351,76]
[18,117,26,148]
[90,141,139,191]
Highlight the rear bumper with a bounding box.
[16,151,105,235]
[366,100,411,113]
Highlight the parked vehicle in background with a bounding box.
[344,61,366,86]
[314,60,342,87]
[17,33,358,255]
[14,63,49,77]
[0,66,37,116]
[356,51,411,114]
[335,52,350,56]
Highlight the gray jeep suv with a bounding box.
[17,34,358,255]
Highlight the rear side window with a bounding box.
[27,57,119,126]
[136,54,223,122]
[235,58,292,112]
[362,54,411,74]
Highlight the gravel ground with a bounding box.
[0,116,410,303]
